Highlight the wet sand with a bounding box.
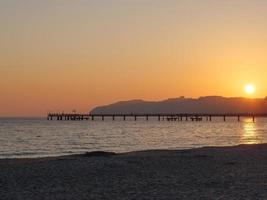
[1,144,267,200]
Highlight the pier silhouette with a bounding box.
[47,113,267,122]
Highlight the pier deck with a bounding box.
[47,113,267,122]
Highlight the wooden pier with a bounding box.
[47,113,267,122]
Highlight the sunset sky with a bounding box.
[1,0,267,116]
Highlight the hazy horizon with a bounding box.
[1,0,267,116]
[1,95,267,117]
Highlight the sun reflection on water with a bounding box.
[240,118,260,144]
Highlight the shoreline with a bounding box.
[1,144,267,199]
[1,143,266,161]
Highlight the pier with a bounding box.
[47,113,267,122]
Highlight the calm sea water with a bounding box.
[0,117,267,158]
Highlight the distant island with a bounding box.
[90,96,267,114]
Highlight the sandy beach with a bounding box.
[1,144,267,200]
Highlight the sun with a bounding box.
[244,84,255,95]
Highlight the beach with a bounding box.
[1,144,267,200]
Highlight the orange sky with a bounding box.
[1,0,267,116]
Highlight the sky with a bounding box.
[1,0,267,117]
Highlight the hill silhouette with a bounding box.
[90,96,267,114]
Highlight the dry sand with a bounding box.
[1,144,267,200]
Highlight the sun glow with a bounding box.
[244,84,255,95]
[241,119,259,144]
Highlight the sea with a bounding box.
[0,117,267,158]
